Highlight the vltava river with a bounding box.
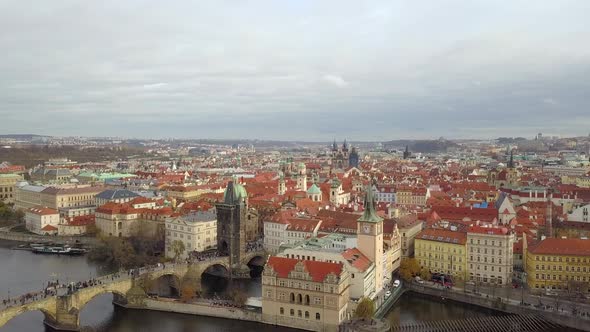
[0,242,506,332]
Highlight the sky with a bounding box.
[1,0,590,141]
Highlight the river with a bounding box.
[0,242,504,332]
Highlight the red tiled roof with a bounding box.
[467,225,510,236]
[416,228,467,245]
[341,248,372,272]
[267,256,344,282]
[432,206,498,223]
[41,225,58,231]
[528,238,590,256]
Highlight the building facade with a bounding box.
[0,174,22,203]
[25,207,60,235]
[526,238,590,292]
[165,210,217,259]
[262,256,350,332]
[415,228,467,280]
[466,225,515,285]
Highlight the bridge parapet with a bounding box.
[0,253,269,331]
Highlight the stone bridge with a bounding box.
[0,250,267,331]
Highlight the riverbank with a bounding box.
[0,229,99,247]
[406,283,589,331]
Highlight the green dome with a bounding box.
[223,181,248,204]
[307,183,321,195]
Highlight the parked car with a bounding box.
[393,280,401,288]
[545,289,558,296]
[415,276,424,284]
[385,290,391,298]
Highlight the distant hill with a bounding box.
[0,134,47,140]
[0,145,148,168]
[382,139,460,153]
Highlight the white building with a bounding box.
[25,207,60,235]
[165,210,217,259]
[280,238,376,300]
[264,212,322,254]
[374,184,396,203]
[466,225,515,285]
[567,204,590,223]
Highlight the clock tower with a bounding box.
[357,184,384,293]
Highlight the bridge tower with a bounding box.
[216,180,248,270]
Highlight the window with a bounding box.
[298,310,302,318]
[290,293,295,303]
[305,295,310,305]
[280,307,284,315]
[316,313,321,320]
[290,309,294,316]
[305,311,309,319]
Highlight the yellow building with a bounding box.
[415,228,467,279]
[40,186,104,210]
[525,238,590,292]
[262,256,350,332]
[0,174,22,204]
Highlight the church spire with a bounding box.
[508,149,514,169]
[358,184,383,223]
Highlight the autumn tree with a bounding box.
[399,258,421,282]
[180,284,195,302]
[229,288,248,307]
[171,240,186,262]
[353,297,375,320]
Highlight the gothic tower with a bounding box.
[278,171,286,195]
[296,162,307,191]
[357,184,384,292]
[349,147,360,168]
[216,181,248,268]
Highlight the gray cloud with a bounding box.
[1,0,590,140]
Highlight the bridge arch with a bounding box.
[0,303,56,329]
[245,255,266,278]
[146,273,182,298]
[201,263,230,296]
[75,288,128,312]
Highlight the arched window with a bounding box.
[305,311,310,319]
[290,293,295,303]
[280,307,284,315]
[298,294,302,304]
[316,313,321,320]
[305,294,310,305]
[298,310,302,317]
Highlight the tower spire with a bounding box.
[358,184,383,223]
[508,149,514,169]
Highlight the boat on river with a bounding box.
[31,245,87,255]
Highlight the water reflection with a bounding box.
[387,292,505,326]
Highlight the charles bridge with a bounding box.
[0,251,267,331]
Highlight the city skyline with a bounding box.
[1,1,590,140]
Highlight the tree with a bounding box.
[353,297,375,320]
[229,288,248,307]
[399,258,421,282]
[171,240,185,261]
[180,283,196,302]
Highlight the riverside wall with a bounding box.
[141,299,261,322]
[0,231,99,246]
[407,284,590,332]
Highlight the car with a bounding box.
[393,280,401,288]
[415,276,424,284]
[385,290,391,298]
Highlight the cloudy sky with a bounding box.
[1,0,589,141]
